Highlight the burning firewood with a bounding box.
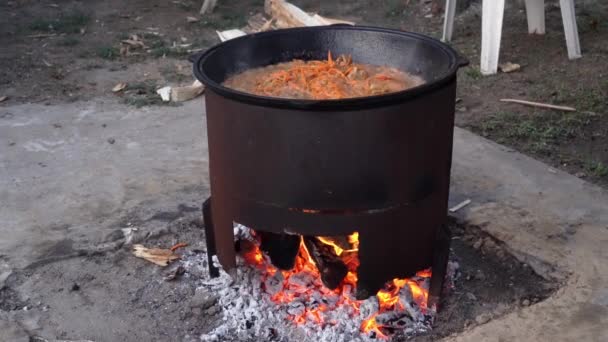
[258,231,301,270]
[303,236,348,290]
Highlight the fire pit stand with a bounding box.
[203,197,452,306]
[193,25,467,302]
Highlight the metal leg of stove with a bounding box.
[428,224,452,311]
[202,198,220,277]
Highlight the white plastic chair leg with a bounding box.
[480,0,505,75]
[559,0,582,59]
[525,0,546,34]
[442,0,457,42]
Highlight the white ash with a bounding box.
[181,224,459,342]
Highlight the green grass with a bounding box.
[120,82,179,108]
[385,0,406,17]
[140,33,190,58]
[476,110,593,155]
[175,0,194,11]
[585,161,608,178]
[29,11,90,34]
[464,66,483,80]
[199,11,248,30]
[96,46,120,60]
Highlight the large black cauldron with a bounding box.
[193,25,467,299]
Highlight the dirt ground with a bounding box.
[0,2,602,339]
[0,206,554,342]
[1,0,607,187]
[398,222,555,342]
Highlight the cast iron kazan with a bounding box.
[193,25,467,301]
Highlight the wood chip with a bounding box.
[267,0,325,28]
[246,13,269,32]
[186,16,200,23]
[216,29,247,42]
[260,18,275,31]
[449,199,471,213]
[500,99,576,112]
[156,86,172,102]
[170,242,188,252]
[499,62,521,73]
[171,80,205,102]
[0,96,7,103]
[132,244,180,266]
[112,82,127,92]
[311,14,355,26]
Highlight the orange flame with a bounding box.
[241,231,431,338]
[361,312,388,339]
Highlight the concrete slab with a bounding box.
[448,128,608,342]
[1,99,607,341]
[0,100,208,269]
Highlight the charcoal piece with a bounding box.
[258,231,301,270]
[303,236,348,290]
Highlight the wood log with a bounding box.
[259,231,301,270]
[265,0,325,28]
[311,14,355,26]
[303,236,348,290]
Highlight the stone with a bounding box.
[522,299,531,306]
[493,303,509,316]
[205,305,220,316]
[190,290,218,310]
[475,313,491,325]
[473,239,483,250]
[465,292,477,301]
[483,237,497,250]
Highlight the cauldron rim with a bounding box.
[193,25,467,110]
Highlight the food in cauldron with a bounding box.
[222,52,424,100]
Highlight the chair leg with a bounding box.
[480,0,505,75]
[200,0,217,15]
[525,0,545,34]
[442,0,457,42]
[559,0,582,59]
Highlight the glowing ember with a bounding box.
[241,230,433,339]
